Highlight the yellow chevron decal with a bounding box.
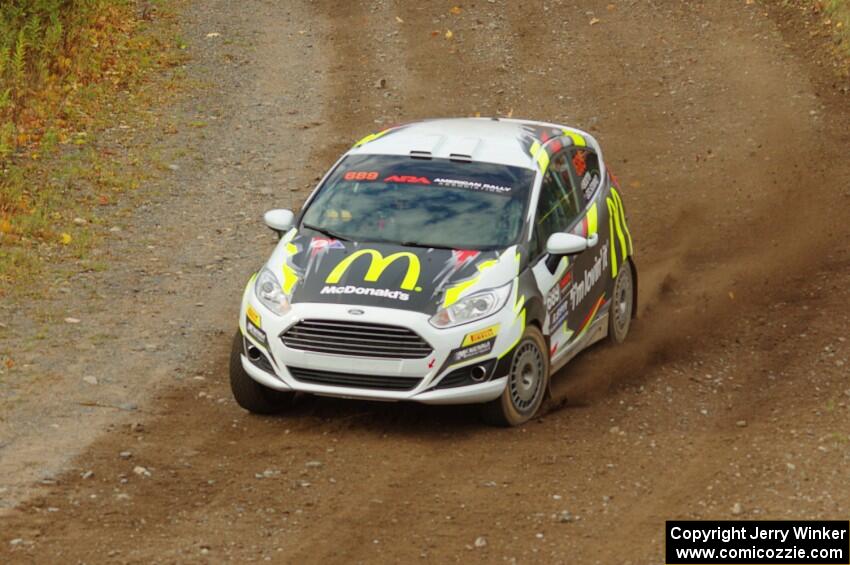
[610,187,633,254]
[442,259,499,308]
[607,198,619,278]
[353,128,392,148]
[586,202,598,236]
[562,129,587,147]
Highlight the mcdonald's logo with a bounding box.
[326,249,422,291]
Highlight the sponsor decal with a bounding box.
[310,237,345,256]
[384,175,430,184]
[320,285,410,301]
[567,242,609,310]
[452,249,480,267]
[449,338,495,364]
[343,171,379,181]
[546,243,609,330]
[326,249,422,292]
[433,178,512,194]
[545,267,572,313]
[545,283,561,311]
[551,293,571,330]
[246,305,262,329]
[461,324,500,347]
[581,172,600,200]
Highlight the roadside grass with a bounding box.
[0,0,185,296]
[820,0,850,57]
[807,0,850,61]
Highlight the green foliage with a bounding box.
[822,0,850,56]
[0,0,181,292]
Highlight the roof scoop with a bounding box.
[447,137,480,162]
[409,134,443,159]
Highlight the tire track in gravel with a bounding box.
[278,3,525,561]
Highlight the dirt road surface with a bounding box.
[1,0,849,563]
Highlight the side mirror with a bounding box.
[263,209,294,233]
[546,232,593,256]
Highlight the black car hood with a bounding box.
[284,234,507,315]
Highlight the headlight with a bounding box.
[429,281,512,328]
[254,268,291,315]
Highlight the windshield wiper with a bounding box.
[302,223,350,242]
[399,241,457,251]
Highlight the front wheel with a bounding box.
[229,331,294,414]
[608,259,634,344]
[481,325,550,427]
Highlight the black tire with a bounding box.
[481,325,550,427]
[608,259,634,345]
[229,331,294,414]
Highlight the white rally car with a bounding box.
[231,118,637,426]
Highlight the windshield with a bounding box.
[300,154,535,250]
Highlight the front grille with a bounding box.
[287,366,421,391]
[281,319,432,359]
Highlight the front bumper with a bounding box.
[238,289,524,405]
[240,355,507,404]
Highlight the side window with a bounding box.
[570,149,601,205]
[534,149,581,256]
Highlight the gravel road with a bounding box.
[1,0,849,563]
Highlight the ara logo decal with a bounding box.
[325,249,422,292]
[384,175,431,184]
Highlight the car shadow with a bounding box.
[264,393,493,436]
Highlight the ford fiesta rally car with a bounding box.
[231,118,636,426]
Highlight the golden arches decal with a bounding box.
[326,249,422,291]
